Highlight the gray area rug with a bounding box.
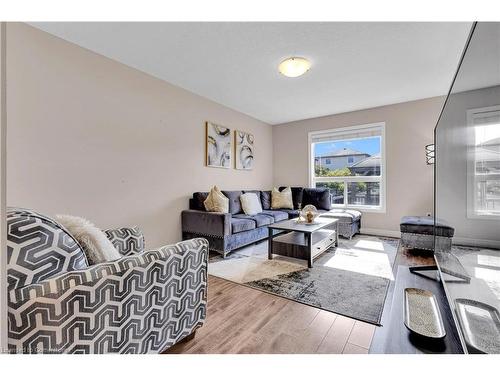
[209,235,399,325]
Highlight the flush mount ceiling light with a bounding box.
[278,57,311,78]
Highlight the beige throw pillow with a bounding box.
[55,214,122,265]
[271,187,294,209]
[240,193,263,216]
[204,186,229,213]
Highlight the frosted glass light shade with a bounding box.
[278,57,311,78]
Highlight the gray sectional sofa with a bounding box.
[181,187,361,257]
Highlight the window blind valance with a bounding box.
[310,124,383,144]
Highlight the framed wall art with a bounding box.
[206,122,231,168]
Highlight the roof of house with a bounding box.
[350,153,381,169]
[317,148,369,158]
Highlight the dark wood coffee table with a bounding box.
[267,217,339,268]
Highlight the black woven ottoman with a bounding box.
[400,216,454,251]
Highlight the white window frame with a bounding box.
[308,122,386,213]
[466,105,500,220]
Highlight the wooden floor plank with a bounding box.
[342,343,369,354]
[316,315,356,354]
[348,321,376,349]
[165,275,376,354]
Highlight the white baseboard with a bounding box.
[453,236,500,249]
[360,228,401,238]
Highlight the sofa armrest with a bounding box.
[104,226,145,256]
[8,238,208,353]
[181,209,231,237]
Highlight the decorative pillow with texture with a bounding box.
[240,193,263,216]
[204,185,229,213]
[55,214,122,265]
[271,187,294,209]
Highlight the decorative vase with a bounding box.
[300,204,319,224]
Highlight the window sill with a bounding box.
[331,205,386,213]
[466,213,500,221]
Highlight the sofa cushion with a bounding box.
[231,217,256,234]
[321,209,362,223]
[233,213,273,227]
[192,192,209,211]
[400,216,455,237]
[261,191,272,210]
[222,190,243,214]
[279,186,304,209]
[271,209,298,219]
[240,192,263,215]
[302,188,331,210]
[262,210,289,222]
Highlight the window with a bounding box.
[467,106,500,219]
[309,122,385,211]
[325,159,331,165]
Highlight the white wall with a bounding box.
[1,21,8,352]
[273,97,445,235]
[6,23,274,248]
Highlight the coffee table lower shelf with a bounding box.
[269,229,337,268]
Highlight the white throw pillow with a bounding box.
[204,185,229,213]
[240,193,263,216]
[55,214,121,265]
[271,187,294,209]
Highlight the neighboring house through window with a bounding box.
[309,122,386,211]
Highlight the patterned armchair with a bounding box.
[7,208,208,354]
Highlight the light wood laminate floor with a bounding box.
[165,275,374,354]
[165,244,434,354]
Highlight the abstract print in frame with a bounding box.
[235,130,254,170]
[206,122,231,168]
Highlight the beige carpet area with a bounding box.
[208,241,307,283]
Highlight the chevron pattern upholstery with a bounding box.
[104,226,145,256]
[7,208,208,354]
[7,208,89,291]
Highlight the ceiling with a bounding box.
[451,22,500,93]
[30,22,472,125]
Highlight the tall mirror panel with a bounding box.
[435,22,500,354]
